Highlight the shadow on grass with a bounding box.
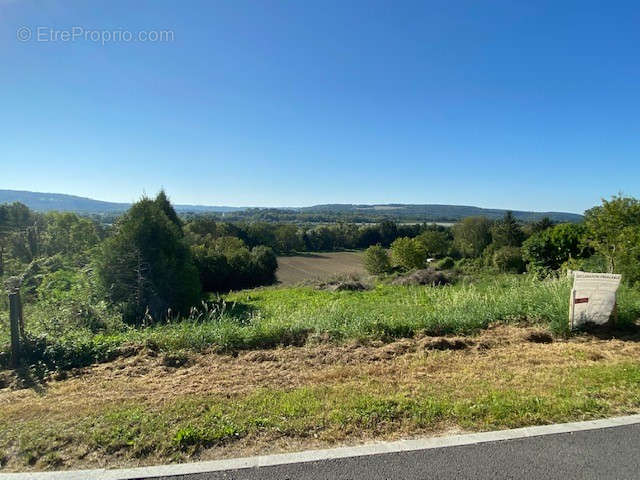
[0,364,49,394]
[278,252,331,259]
[204,298,259,324]
[574,322,640,342]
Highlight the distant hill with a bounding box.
[0,190,583,222]
[298,204,583,223]
[0,190,244,214]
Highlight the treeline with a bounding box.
[0,193,280,325]
[0,202,107,276]
[2,193,640,328]
[182,208,459,224]
[183,217,438,254]
[362,195,640,285]
[363,211,547,274]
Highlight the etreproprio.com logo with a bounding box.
[16,26,174,45]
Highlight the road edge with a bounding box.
[2,414,639,480]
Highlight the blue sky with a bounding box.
[1,0,639,213]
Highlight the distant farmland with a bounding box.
[276,251,365,285]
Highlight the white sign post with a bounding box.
[569,271,621,329]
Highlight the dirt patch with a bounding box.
[276,252,365,286]
[380,339,417,358]
[242,351,279,362]
[525,330,554,344]
[161,351,194,368]
[420,337,472,351]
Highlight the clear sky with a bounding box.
[1,0,639,213]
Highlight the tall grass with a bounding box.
[229,275,572,341]
[2,275,639,370]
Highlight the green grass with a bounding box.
[2,275,640,371]
[3,360,640,469]
[224,275,640,341]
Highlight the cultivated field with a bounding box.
[276,251,366,285]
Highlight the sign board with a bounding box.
[570,271,621,328]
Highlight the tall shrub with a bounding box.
[95,196,201,323]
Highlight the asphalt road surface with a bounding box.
[153,424,640,480]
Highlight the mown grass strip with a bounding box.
[2,361,640,470]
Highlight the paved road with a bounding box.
[155,424,640,480]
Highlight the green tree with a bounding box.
[245,222,277,249]
[192,246,230,292]
[356,226,382,248]
[493,246,525,273]
[95,197,201,323]
[42,212,102,257]
[491,211,524,248]
[390,237,426,270]
[363,244,391,275]
[185,217,218,237]
[615,226,640,285]
[250,246,278,285]
[521,223,590,272]
[532,216,554,233]
[275,224,303,253]
[585,195,640,273]
[417,230,451,258]
[378,220,398,247]
[452,216,492,257]
[214,236,247,255]
[155,190,182,233]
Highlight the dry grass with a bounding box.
[276,252,365,285]
[1,325,640,472]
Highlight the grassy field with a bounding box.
[1,274,640,471]
[2,275,640,372]
[276,251,365,285]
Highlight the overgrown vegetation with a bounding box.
[3,275,640,372]
[1,194,640,374]
[1,193,640,472]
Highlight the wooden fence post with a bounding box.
[9,291,21,368]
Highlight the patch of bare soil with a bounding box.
[276,252,365,285]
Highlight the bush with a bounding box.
[34,269,120,333]
[452,217,492,258]
[363,245,391,275]
[94,195,201,324]
[391,268,450,286]
[493,246,525,273]
[521,223,590,272]
[192,247,231,292]
[584,195,640,273]
[454,257,484,274]
[435,257,455,270]
[417,231,451,258]
[615,226,640,285]
[249,246,278,286]
[390,237,426,270]
[192,242,277,292]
